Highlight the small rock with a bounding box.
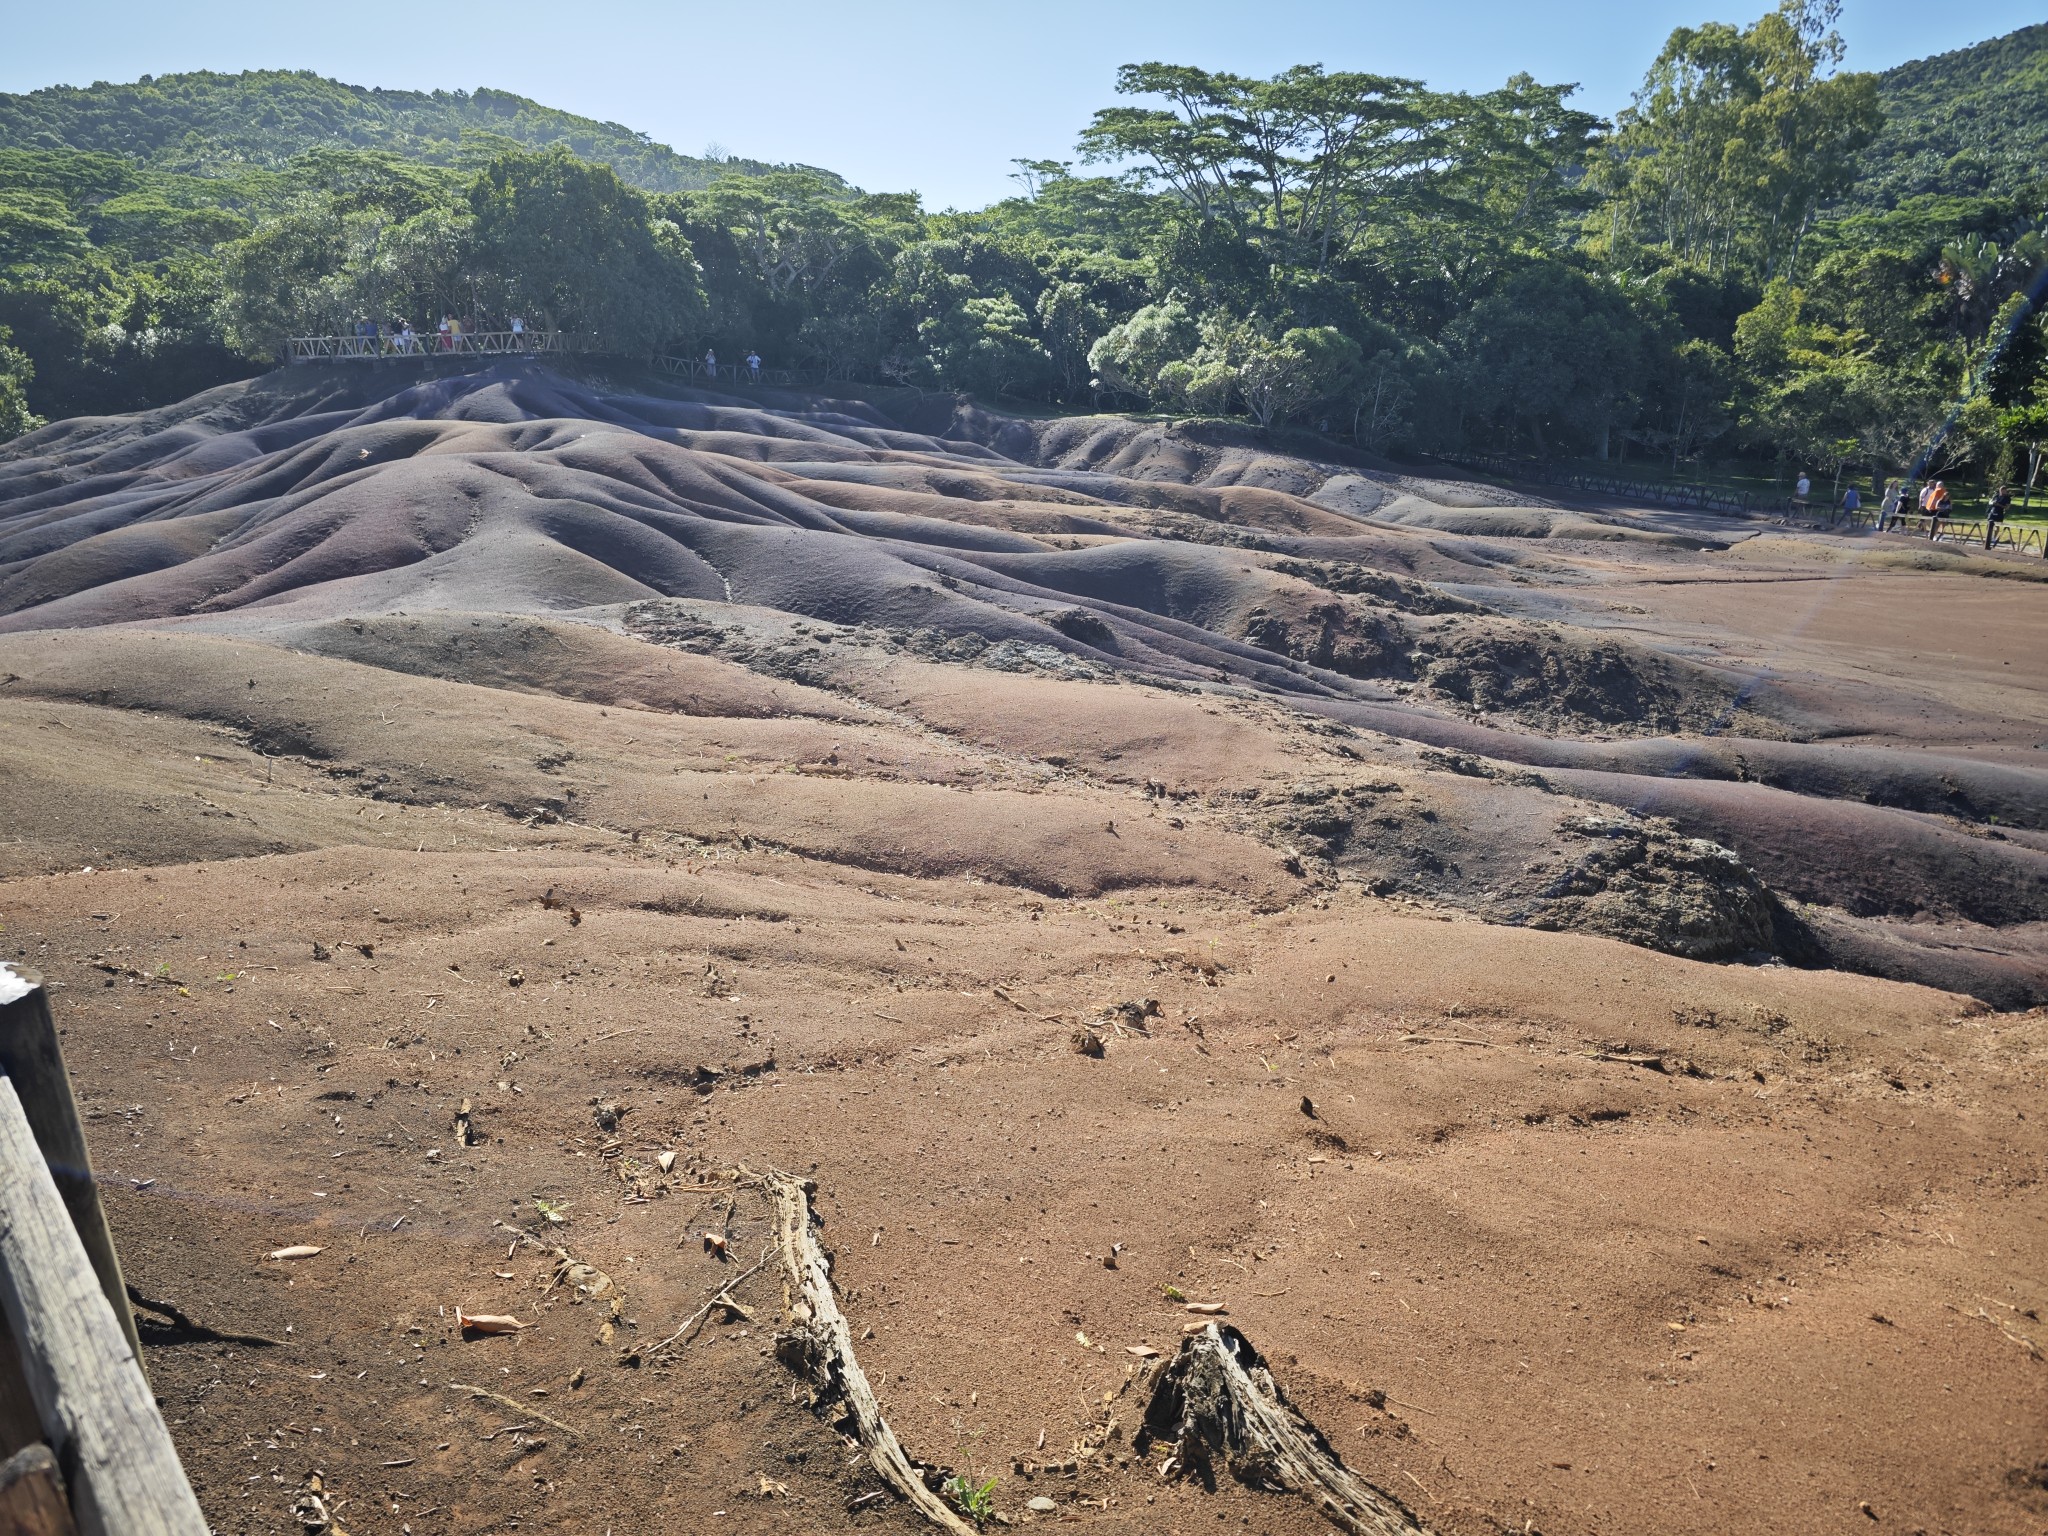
[1026,1495,1057,1514]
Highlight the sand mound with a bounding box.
[4,360,2046,1003]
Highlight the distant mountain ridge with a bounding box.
[1854,22,2048,207]
[0,68,849,194]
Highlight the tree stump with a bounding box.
[1138,1323,1430,1536]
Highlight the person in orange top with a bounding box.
[1926,480,1951,538]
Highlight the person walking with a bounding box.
[1987,484,2012,550]
[746,349,761,383]
[1839,483,1860,525]
[1793,470,1812,512]
[1879,478,1903,531]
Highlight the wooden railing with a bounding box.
[1754,503,2046,555]
[0,964,208,1535]
[1882,514,2047,554]
[284,328,580,361]
[654,355,797,386]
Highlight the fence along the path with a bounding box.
[655,355,797,386]
[1429,451,1770,514]
[0,963,208,1535]
[1882,513,2047,554]
[277,336,808,388]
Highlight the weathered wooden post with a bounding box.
[0,967,140,1366]
[0,962,208,1536]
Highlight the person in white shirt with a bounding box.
[746,350,761,382]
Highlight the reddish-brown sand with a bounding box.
[1,363,2043,1536]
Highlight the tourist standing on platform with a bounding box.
[746,349,761,382]
[704,347,717,379]
[1987,485,2012,549]
[510,316,526,351]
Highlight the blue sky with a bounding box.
[4,0,2038,209]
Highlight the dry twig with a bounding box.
[446,1381,581,1439]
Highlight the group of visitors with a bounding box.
[1786,469,2027,552]
[1874,477,1950,532]
[700,348,765,383]
[1864,475,2019,549]
[348,315,533,355]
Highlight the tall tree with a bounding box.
[467,148,704,351]
[1594,0,1883,280]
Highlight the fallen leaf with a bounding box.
[1184,1301,1228,1315]
[265,1245,323,1262]
[457,1308,529,1336]
[1075,1330,1091,1347]
[656,1149,677,1174]
[1125,1345,1160,1358]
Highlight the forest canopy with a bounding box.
[1,4,2043,496]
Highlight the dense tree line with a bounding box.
[2,3,2043,497]
[0,70,817,189]
[1852,21,2048,208]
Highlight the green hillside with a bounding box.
[1853,22,2048,207]
[0,69,841,193]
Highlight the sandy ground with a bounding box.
[1,364,2044,1536]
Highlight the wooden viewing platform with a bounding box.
[285,328,579,361]
[280,336,811,391]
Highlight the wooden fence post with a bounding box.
[0,967,141,1369]
[0,1077,209,1535]
[0,1444,80,1535]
